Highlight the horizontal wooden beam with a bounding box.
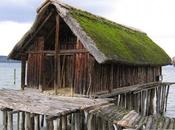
[96,82,175,98]
[27,49,88,55]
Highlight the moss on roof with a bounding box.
[70,9,171,65]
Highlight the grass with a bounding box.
[70,9,170,65]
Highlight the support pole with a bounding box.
[46,118,54,130]
[62,115,67,130]
[7,111,13,130]
[2,110,7,130]
[20,112,25,130]
[54,15,61,94]
[34,115,40,130]
[17,112,20,130]
[25,112,31,130]
[21,56,26,90]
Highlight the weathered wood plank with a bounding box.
[0,89,109,116]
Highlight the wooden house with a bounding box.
[8,0,171,96]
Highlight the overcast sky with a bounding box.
[0,0,175,58]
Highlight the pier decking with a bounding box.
[0,89,113,130]
[0,89,111,116]
[0,83,174,130]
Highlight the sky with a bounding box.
[0,0,175,58]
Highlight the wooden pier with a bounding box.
[0,82,174,130]
[0,89,111,130]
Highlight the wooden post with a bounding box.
[25,112,31,130]
[75,113,81,130]
[54,15,61,94]
[7,111,13,130]
[71,113,75,130]
[38,37,45,92]
[17,112,20,130]
[110,64,114,93]
[58,117,62,130]
[20,112,25,130]
[87,114,93,130]
[102,119,107,130]
[149,89,155,115]
[31,114,35,130]
[21,56,26,90]
[34,115,40,130]
[62,115,67,130]
[2,110,7,130]
[46,118,54,130]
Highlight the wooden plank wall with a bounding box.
[88,63,161,95]
[27,37,45,89]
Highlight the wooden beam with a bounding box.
[21,12,52,50]
[38,37,45,92]
[28,49,88,55]
[96,82,174,98]
[21,56,26,90]
[54,15,61,94]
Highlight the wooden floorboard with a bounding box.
[0,88,110,116]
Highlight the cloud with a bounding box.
[0,0,42,22]
[0,21,31,55]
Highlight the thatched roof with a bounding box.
[8,0,171,65]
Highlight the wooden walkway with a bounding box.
[86,104,175,130]
[0,89,111,116]
[0,88,175,130]
[0,89,112,130]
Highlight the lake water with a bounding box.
[0,63,175,128]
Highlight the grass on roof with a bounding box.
[70,9,170,65]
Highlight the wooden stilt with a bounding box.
[58,117,62,130]
[87,114,93,130]
[46,118,54,130]
[53,119,58,130]
[102,119,107,130]
[17,112,20,130]
[25,112,31,130]
[2,110,7,130]
[20,112,25,130]
[62,115,67,130]
[34,115,40,130]
[71,113,75,130]
[31,114,35,130]
[75,113,81,130]
[7,111,13,130]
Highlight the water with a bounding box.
[0,63,175,128]
[0,63,21,90]
[163,65,175,117]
